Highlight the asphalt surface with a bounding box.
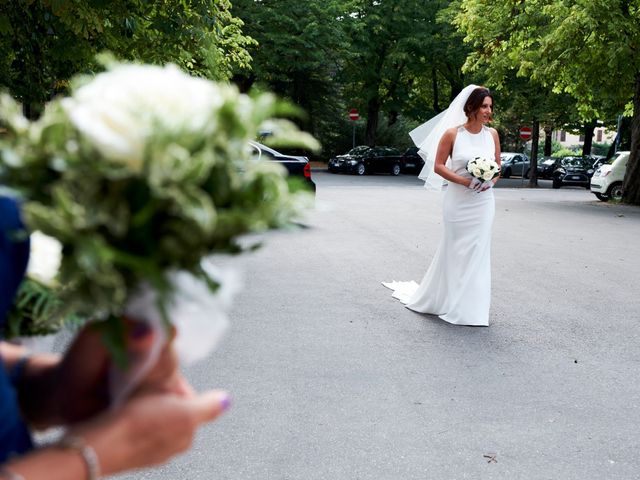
[114,171,640,480]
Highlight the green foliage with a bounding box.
[231,0,348,157]
[231,0,471,153]
[591,142,612,156]
[3,278,84,338]
[0,0,255,113]
[553,147,581,158]
[340,0,470,145]
[454,0,640,202]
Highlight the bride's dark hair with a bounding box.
[463,87,493,120]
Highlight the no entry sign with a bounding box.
[349,108,359,121]
[519,126,533,141]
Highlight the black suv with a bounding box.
[551,157,596,189]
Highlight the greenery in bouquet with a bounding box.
[0,61,319,347]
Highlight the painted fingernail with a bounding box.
[220,393,231,412]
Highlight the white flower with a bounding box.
[62,64,236,173]
[482,171,495,181]
[27,231,62,286]
[473,167,483,178]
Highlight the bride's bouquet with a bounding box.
[0,62,318,402]
[466,156,500,182]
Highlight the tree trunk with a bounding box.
[365,97,380,146]
[544,127,552,156]
[623,72,640,204]
[388,110,399,126]
[448,76,463,102]
[432,67,441,113]
[528,119,540,187]
[581,120,596,156]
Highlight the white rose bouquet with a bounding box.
[0,62,318,402]
[466,156,500,183]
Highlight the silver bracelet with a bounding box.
[57,435,100,480]
[0,467,25,480]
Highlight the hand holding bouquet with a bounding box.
[466,156,500,192]
[0,62,318,403]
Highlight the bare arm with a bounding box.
[491,127,501,184]
[432,128,475,188]
[3,389,229,479]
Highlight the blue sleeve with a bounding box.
[0,195,33,460]
[0,195,30,326]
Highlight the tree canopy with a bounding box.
[454,0,640,202]
[0,0,254,115]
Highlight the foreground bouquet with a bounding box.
[0,62,318,400]
[467,156,500,182]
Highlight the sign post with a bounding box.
[349,108,359,148]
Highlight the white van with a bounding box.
[590,151,629,201]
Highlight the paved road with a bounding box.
[119,171,640,480]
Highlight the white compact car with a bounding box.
[590,151,629,201]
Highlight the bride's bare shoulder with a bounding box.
[442,127,459,138]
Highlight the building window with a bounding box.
[560,131,566,142]
[596,129,603,142]
[579,134,585,142]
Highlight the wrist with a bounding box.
[56,435,100,480]
[77,411,130,476]
[3,445,90,480]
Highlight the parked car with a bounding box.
[590,151,629,201]
[500,152,530,178]
[536,156,559,179]
[588,155,606,170]
[551,156,595,189]
[400,147,425,174]
[248,141,316,192]
[328,146,403,175]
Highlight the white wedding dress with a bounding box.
[383,125,495,326]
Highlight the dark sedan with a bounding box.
[400,147,425,174]
[249,141,316,192]
[536,156,560,179]
[328,146,403,175]
[551,157,595,189]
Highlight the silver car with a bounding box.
[500,152,530,178]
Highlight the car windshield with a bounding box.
[561,157,589,168]
[606,152,624,165]
[347,146,370,155]
[541,158,556,165]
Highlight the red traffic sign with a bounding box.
[348,108,359,121]
[519,126,533,141]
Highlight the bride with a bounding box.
[383,85,500,326]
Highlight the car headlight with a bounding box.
[587,169,594,175]
[348,159,357,165]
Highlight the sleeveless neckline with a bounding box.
[460,125,486,136]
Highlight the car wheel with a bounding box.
[356,163,366,175]
[607,182,623,202]
[391,163,401,176]
[552,178,562,189]
[595,193,609,202]
[502,167,511,179]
